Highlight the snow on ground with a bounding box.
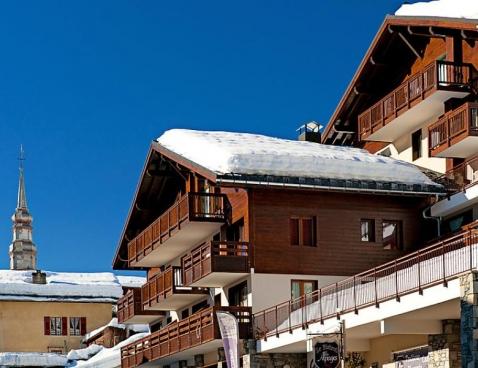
[69,332,150,368]
[157,129,441,187]
[0,270,145,302]
[0,352,68,367]
[83,318,149,341]
[395,0,478,20]
[67,345,102,361]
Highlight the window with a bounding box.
[48,347,65,354]
[382,221,402,250]
[70,317,80,336]
[291,280,318,310]
[228,281,248,307]
[290,217,316,247]
[412,129,422,161]
[44,317,66,336]
[361,219,375,242]
[191,300,208,314]
[69,317,86,336]
[181,309,190,319]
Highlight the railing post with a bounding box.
[442,242,448,287]
[263,311,267,341]
[319,288,323,324]
[418,250,423,295]
[275,305,279,337]
[288,301,292,333]
[395,261,400,302]
[336,283,340,319]
[469,231,473,271]
[353,276,358,314]
[374,268,379,308]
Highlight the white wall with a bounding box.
[250,273,346,313]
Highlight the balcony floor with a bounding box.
[189,272,249,288]
[144,291,207,311]
[366,90,469,142]
[134,222,223,267]
[434,135,478,158]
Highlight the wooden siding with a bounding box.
[121,306,252,368]
[117,288,164,324]
[249,188,427,275]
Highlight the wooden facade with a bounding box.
[117,288,165,325]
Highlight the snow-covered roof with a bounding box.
[395,0,478,20]
[0,270,145,302]
[68,333,150,368]
[0,352,67,367]
[116,275,145,289]
[83,318,150,341]
[156,129,442,192]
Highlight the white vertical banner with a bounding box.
[216,311,240,368]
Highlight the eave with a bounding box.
[322,15,478,146]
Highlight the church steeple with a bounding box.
[9,146,37,270]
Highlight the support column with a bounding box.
[460,272,478,368]
[428,320,461,368]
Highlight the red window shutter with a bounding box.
[62,317,68,336]
[290,218,299,246]
[80,317,87,335]
[44,317,50,335]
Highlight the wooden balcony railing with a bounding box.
[141,266,207,310]
[253,221,478,339]
[117,288,164,324]
[358,60,473,141]
[127,192,229,266]
[121,306,252,368]
[182,241,252,286]
[428,102,478,156]
[434,155,478,193]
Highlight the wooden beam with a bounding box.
[397,31,422,59]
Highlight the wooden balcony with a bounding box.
[141,266,208,311]
[121,306,252,368]
[182,241,252,288]
[127,192,229,268]
[117,288,165,325]
[428,102,478,158]
[358,60,473,142]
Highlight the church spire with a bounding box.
[17,145,27,210]
[9,146,37,270]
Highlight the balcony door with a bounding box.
[291,280,317,310]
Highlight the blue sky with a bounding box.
[0,1,411,274]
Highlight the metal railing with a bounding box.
[127,192,229,266]
[253,222,478,339]
[182,241,252,286]
[429,102,478,154]
[358,60,472,141]
[121,306,252,368]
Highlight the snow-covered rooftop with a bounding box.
[83,318,150,341]
[0,352,67,367]
[0,270,145,302]
[156,129,441,191]
[116,275,145,289]
[395,0,478,20]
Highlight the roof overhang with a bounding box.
[322,15,478,146]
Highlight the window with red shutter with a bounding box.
[62,317,68,336]
[80,317,87,335]
[44,317,50,335]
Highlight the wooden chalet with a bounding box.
[112,129,443,367]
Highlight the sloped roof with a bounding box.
[0,270,144,302]
[157,129,441,188]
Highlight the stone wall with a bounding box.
[428,319,460,368]
[242,353,307,368]
[460,272,478,368]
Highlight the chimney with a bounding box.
[297,121,322,143]
[32,270,47,285]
